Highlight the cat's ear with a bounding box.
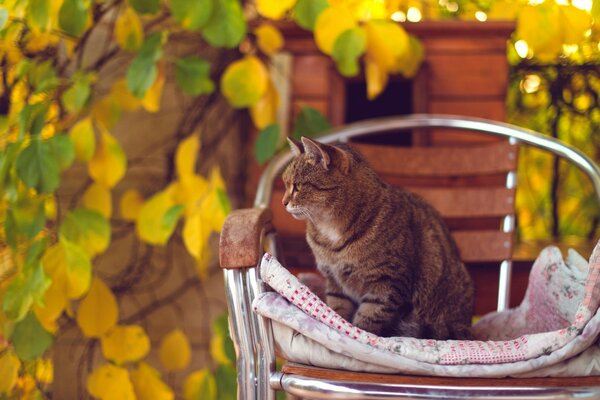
[331,146,352,175]
[287,137,304,157]
[301,137,331,170]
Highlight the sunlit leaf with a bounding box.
[119,189,144,221]
[172,174,210,217]
[62,72,93,114]
[291,106,331,139]
[364,20,410,74]
[87,364,136,400]
[332,26,366,77]
[255,24,284,56]
[221,56,268,108]
[398,36,424,78]
[69,118,96,162]
[128,0,159,15]
[115,7,143,52]
[10,312,53,361]
[3,262,50,321]
[0,8,8,31]
[365,56,389,100]
[182,208,211,261]
[170,0,212,30]
[559,5,592,44]
[202,187,229,232]
[202,0,247,48]
[88,129,127,189]
[59,0,88,36]
[250,78,279,130]
[82,183,112,219]
[175,57,214,96]
[16,137,60,193]
[60,208,110,257]
[257,0,297,19]
[314,5,356,55]
[131,362,174,400]
[176,134,200,178]
[159,328,191,371]
[293,0,329,31]
[141,64,165,112]
[0,350,20,394]
[136,187,184,245]
[254,124,280,164]
[184,369,217,400]
[33,279,67,333]
[101,324,150,364]
[515,3,561,61]
[76,277,118,337]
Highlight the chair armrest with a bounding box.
[219,208,273,269]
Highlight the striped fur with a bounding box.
[281,137,474,339]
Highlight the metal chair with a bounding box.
[219,115,600,399]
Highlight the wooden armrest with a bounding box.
[219,208,273,269]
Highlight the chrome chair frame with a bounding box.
[221,115,600,400]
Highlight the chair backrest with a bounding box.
[254,115,600,314]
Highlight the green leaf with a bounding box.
[16,137,60,193]
[170,0,213,30]
[293,0,328,31]
[175,57,214,96]
[127,32,166,98]
[60,208,111,257]
[128,0,160,15]
[292,106,331,139]
[62,73,92,113]
[59,0,88,37]
[0,142,19,190]
[25,238,48,269]
[27,0,51,31]
[254,124,280,164]
[0,8,8,30]
[47,134,75,171]
[28,61,59,94]
[8,197,46,239]
[212,314,236,363]
[215,365,237,400]
[3,263,51,322]
[10,313,53,361]
[163,204,185,233]
[202,0,246,48]
[332,27,366,77]
[18,103,49,138]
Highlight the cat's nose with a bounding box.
[282,198,289,206]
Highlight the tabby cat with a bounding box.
[281,137,474,340]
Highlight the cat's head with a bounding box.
[281,137,358,220]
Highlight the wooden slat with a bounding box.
[408,187,515,219]
[282,363,600,387]
[352,142,518,177]
[454,231,513,263]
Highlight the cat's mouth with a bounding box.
[286,206,307,220]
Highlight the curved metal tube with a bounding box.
[255,114,600,208]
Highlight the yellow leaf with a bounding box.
[515,3,561,61]
[365,56,389,100]
[136,186,184,245]
[76,277,118,337]
[130,363,174,400]
[209,167,226,191]
[397,35,424,78]
[159,329,191,371]
[250,77,279,130]
[183,369,217,400]
[209,333,232,367]
[82,183,112,219]
[559,5,592,44]
[0,350,20,394]
[44,195,57,220]
[87,364,136,400]
[201,188,228,232]
[119,189,144,221]
[141,65,165,113]
[91,95,122,130]
[111,79,142,112]
[221,56,268,108]
[256,0,297,19]
[115,7,143,52]
[182,209,211,261]
[364,20,410,74]
[172,175,210,217]
[41,240,92,300]
[69,118,96,162]
[176,134,200,178]
[25,32,59,53]
[101,325,150,365]
[255,24,284,56]
[35,358,53,384]
[88,128,127,189]
[314,5,356,55]
[33,279,67,333]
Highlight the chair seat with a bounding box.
[279,363,600,399]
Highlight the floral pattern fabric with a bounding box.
[253,239,600,377]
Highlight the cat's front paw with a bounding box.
[326,295,356,322]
